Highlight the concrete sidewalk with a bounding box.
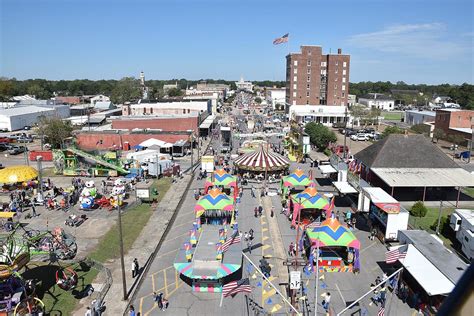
[75,174,193,315]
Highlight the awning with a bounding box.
[401,244,455,296]
[319,164,337,174]
[333,181,358,194]
[362,187,400,213]
[199,115,216,129]
[139,138,173,148]
[371,168,474,187]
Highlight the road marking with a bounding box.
[164,270,168,296]
[360,242,377,254]
[139,297,144,315]
[262,244,271,251]
[162,232,189,243]
[151,265,173,277]
[262,236,269,241]
[155,248,179,260]
[175,269,179,289]
[262,228,268,232]
[151,274,156,292]
[335,283,345,303]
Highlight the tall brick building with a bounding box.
[286,45,350,106]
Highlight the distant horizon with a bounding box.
[1,0,472,84]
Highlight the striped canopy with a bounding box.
[174,262,241,280]
[305,217,360,249]
[282,169,312,188]
[194,188,234,217]
[291,187,330,210]
[234,146,289,172]
[205,169,237,188]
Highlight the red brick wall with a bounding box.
[448,110,474,128]
[75,133,189,151]
[111,117,198,131]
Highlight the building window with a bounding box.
[330,117,334,123]
[342,92,345,97]
[307,76,311,82]
[307,84,310,89]
[293,92,296,97]
[343,70,347,75]
[335,77,338,82]
[294,68,298,74]
[323,116,328,124]
[293,84,297,89]
[334,84,337,90]
[321,62,327,67]
[335,68,338,74]
[294,60,298,66]
[342,77,346,83]
[307,60,311,66]
[292,100,296,105]
[150,107,153,114]
[321,69,327,75]
[342,85,346,90]
[335,61,339,66]
[307,68,311,74]
[294,76,297,82]
[343,62,347,68]
[306,91,310,97]
[306,100,310,104]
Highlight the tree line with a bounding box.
[0,77,472,108]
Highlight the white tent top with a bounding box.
[139,138,173,148]
[401,244,455,296]
[319,164,337,174]
[371,168,474,187]
[362,187,398,204]
[333,181,358,194]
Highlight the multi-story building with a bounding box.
[286,46,350,107]
[434,109,473,141]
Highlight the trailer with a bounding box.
[220,126,232,153]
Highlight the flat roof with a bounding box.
[450,127,473,134]
[333,181,358,194]
[406,110,436,116]
[454,209,474,225]
[371,168,474,187]
[363,187,398,204]
[319,164,337,174]
[0,105,55,117]
[399,230,468,287]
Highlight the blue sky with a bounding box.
[1,0,473,84]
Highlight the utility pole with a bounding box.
[36,156,44,200]
[117,199,127,300]
[436,200,443,235]
[343,106,348,160]
[468,122,473,163]
[314,242,320,316]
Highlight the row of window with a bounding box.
[294,60,347,67]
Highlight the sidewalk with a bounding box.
[75,174,193,315]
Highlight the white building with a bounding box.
[404,110,436,126]
[235,76,253,91]
[288,105,351,127]
[184,93,219,114]
[358,93,395,111]
[90,94,110,105]
[347,94,357,106]
[265,88,286,109]
[450,209,474,261]
[0,105,70,131]
[122,101,211,116]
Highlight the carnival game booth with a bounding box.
[174,189,242,293]
[280,169,312,199]
[303,217,361,273]
[234,146,289,181]
[289,187,331,227]
[204,169,238,199]
[360,187,409,241]
[0,166,39,191]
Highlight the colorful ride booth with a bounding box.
[204,169,239,200]
[303,217,361,273]
[233,146,289,182]
[288,187,331,228]
[174,188,242,293]
[280,169,313,205]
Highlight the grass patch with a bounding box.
[24,261,99,316]
[150,177,172,201]
[41,167,57,177]
[409,206,455,245]
[382,111,403,121]
[462,187,474,198]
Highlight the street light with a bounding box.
[115,195,127,300]
[187,129,194,170]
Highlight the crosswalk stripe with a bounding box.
[262,288,276,300]
[262,228,268,232]
[271,304,282,313]
[262,236,269,241]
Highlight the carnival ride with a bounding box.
[234,146,289,177]
[174,188,242,293]
[53,148,129,177]
[288,187,331,227]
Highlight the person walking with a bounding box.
[321,292,331,312]
[258,205,263,217]
[254,207,258,218]
[247,239,253,254]
[31,204,37,217]
[270,206,275,218]
[129,305,136,316]
[251,186,256,198]
[85,307,92,316]
[370,228,376,241]
[132,258,139,278]
[288,242,295,257]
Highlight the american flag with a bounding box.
[221,230,241,252]
[377,307,385,316]
[385,248,407,264]
[273,33,289,45]
[223,278,252,297]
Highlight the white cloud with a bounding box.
[347,23,467,59]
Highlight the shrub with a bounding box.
[410,201,428,218]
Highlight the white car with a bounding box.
[351,134,369,141]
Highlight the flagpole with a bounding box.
[314,243,319,316]
[219,287,225,307]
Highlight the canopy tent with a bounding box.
[194,188,235,218]
[306,217,361,249]
[204,169,238,195]
[281,169,312,196]
[238,139,268,154]
[290,187,331,226]
[234,146,289,172]
[139,138,173,148]
[0,166,38,184]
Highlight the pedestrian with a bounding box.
[249,229,254,240]
[270,206,275,218]
[31,204,37,217]
[153,292,163,309]
[129,305,136,316]
[132,258,139,278]
[321,292,331,312]
[161,297,169,310]
[370,229,376,241]
[251,186,256,198]
[258,205,263,216]
[85,306,92,316]
[247,239,253,254]
[254,207,258,218]
[288,242,295,257]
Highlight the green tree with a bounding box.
[381,126,404,138]
[350,105,368,126]
[167,87,183,97]
[304,122,337,149]
[447,134,467,146]
[433,128,446,142]
[27,84,50,99]
[411,124,430,136]
[36,117,73,149]
[0,80,14,101]
[110,77,141,104]
[410,201,428,218]
[254,97,262,104]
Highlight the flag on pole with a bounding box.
[385,248,407,264]
[222,278,252,297]
[377,307,385,316]
[221,230,241,252]
[273,33,289,45]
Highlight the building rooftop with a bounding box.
[454,209,474,226]
[359,93,394,101]
[399,230,468,285]
[0,105,55,117]
[406,110,436,116]
[450,127,473,135]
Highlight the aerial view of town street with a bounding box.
[0,0,473,315]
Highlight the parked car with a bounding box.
[0,163,4,169]
[351,134,369,141]
[332,145,349,156]
[0,128,8,132]
[17,136,33,143]
[0,137,13,143]
[24,126,32,130]
[7,146,27,155]
[0,143,11,151]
